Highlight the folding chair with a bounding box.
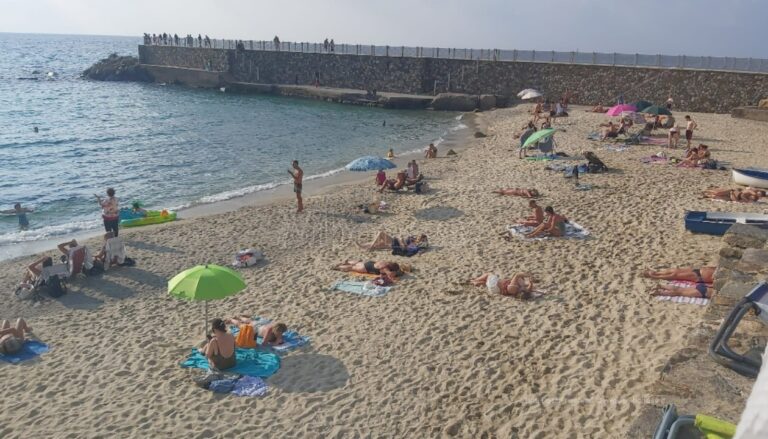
[654,404,736,439]
[708,282,768,378]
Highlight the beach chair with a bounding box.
[537,137,555,155]
[16,263,70,301]
[63,245,93,277]
[653,404,736,439]
[104,236,126,270]
[708,282,768,378]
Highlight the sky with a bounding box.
[2,0,767,58]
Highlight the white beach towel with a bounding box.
[655,296,710,306]
[505,222,590,240]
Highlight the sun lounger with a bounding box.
[66,245,93,277]
[709,282,768,378]
[104,237,126,269]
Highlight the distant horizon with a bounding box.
[2,31,766,62]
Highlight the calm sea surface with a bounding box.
[0,33,461,249]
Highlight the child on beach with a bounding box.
[2,203,33,230]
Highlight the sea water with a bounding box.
[0,33,461,255]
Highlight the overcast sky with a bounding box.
[2,0,766,58]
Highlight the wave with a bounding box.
[0,218,102,246]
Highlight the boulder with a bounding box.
[82,54,152,82]
[430,93,478,111]
[759,98,768,108]
[478,94,496,111]
[723,224,768,249]
[735,248,768,273]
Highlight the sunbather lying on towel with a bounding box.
[703,188,765,202]
[1,318,32,355]
[358,231,428,252]
[198,318,236,370]
[520,200,544,226]
[226,316,288,346]
[379,171,407,193]
[469,272,535,299]
[651,283,714,299]
[492,188,540,198]
[642,267,715,283]
[332,259,409,281]
[586,103,605,113]
[526,206,567,238]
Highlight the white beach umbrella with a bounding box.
[520,90,543,100]
[517,88,539,98]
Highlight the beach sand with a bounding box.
[2,105,767,438]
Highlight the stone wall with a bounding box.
[138,45,768,113]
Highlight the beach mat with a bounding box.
[604,144,630,152]
[640,156,669,164]
[0,340,49,364]
[232,376,269,397]
[505,222,590,240]
[180,348,281,377]
[330,280,392,297]
[230,320,310,353]
[655,280,711,306]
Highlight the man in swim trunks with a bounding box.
[520,200,544,226]
[684,115,697,149]
[288,160,304,213]
[526,206,567,238]
[2,203,33,230]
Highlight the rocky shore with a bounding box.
[82,54,153,82]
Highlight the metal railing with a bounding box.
[142,36,768,74]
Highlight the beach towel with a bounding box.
[231,376,269,397]
[180,348,281,377]
[604,144,630,152]
[654,280,711,306]
[330,280,392,297]
[544,163,571,172]
[505,222,590,240]
[587,132,601,141]
[0,340,50,364]
[640,156,669,164]
[524,154,557,161]
[230,321,310,353]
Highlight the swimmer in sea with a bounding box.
[1,203,33,230]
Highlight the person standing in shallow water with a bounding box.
[96,187,120,237]
[288,160,304,213]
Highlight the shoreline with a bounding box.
[0,112,477,262]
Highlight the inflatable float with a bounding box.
[119,207,177,228]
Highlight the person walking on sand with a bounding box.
[96,187,120,237]
[666,95,674,110]
[288,160,304,213]
[684,115,697,149]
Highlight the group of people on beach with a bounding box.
[144,33,211,48]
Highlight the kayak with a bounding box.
[119,208,177,228]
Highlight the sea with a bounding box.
[0,33,464,259]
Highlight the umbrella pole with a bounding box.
[204,301,208,335]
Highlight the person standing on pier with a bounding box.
[289,160,304,213]
[274,35,281,51]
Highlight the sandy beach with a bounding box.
[2,104,768,438]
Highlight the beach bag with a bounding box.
[702,159,718,170]
[235,324,257,348]
[121,257,136,267]
[233,249,263,268]
[86,261,104,276]
[486,275,501,294]
[44,275,67,298]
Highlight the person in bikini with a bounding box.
[199,318,236,370]
[492,188,540,198]
[469,272,535,300]
[703,187,765,202]
[526,206,567,238]
[651,282,713,299]
[520,200,544,227]
[227,317,288,346]
[0,318,33,355]
[288,160,304,213]
[642,266,716,283]
[332,259,408,281]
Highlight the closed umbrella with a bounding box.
[639,105,672,116]
[633,100,653,111]
[520,90,543,100]
[345,156,396,172]
[168,264,246,333]
[522,128,557,148]
[605,104,637,116]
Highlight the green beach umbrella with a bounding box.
[639,105,672,116]
[522,128,557,148]
[633,100,653,111]
[168,264,246,333]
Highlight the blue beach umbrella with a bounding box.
[345,156,397,172]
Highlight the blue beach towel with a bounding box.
[232,376,269,397]
[180,348,281,377]
[330,280,392,297]
[230,322,310,353]
[0,340,49,364]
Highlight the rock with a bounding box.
[446,149,457,156]
[723,224,768,249]
[474,131,487,138]
[82,54,153,82]
[379,96,430,110]
[735,248,768,273]
[430,93,478,111]
[719,247,742,260]
[718,280,756,302]
[478,94,496,111]
[759,98,768,108]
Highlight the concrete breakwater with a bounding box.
[137,45,768,113]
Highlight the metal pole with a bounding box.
[551,50,555,62]
[612,52,616,66]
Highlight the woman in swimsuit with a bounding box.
[0,318,32,355]
[642,267,716,283]
[358,232,428,252]
[651,282,713,299]
[703,188,764,202]
[199,318,236,370]
[492,188,540,198]
[332,259,406,280]
[469,272,535,300]
[526,206,567,238]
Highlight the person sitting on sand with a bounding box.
[199,318,236,370]
[332,259,408,281]
[703,187,765,202]
[227,316,288,346]
[1,318,33,355]
[358,231,429,253]
[520,200,544,226]
[642,266,716,283]
[424,143,437,159]
[587,103,605,113]
[387,148,395,159]
[600,121,618,140]
[651,282,714,299]
[492,188,540,198]
[469,272,535,299]
[679,147,700,167]
[617,118,632,135]
[379,171,407,192]
[526,206,567,238]
[375,169,387,186]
